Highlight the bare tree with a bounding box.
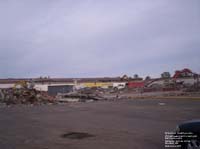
[134,74,139,79]
[161,72,171,78]
[145,76,151,80]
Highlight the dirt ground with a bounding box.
[0,98,200,149]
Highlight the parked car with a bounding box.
[175,120,200,149]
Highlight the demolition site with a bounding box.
[0,68,200,149]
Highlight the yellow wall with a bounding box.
[82,82,112,88]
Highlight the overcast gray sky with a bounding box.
[0,0,199,78]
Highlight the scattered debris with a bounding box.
[0,88,55,105]
[0,68,200,105]
[56,87,117,103]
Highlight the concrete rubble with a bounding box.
[55,82,200,103]
[56,87,121,103]
[0,68,199,105]
[0,88,55,105]
[0,82,200,105]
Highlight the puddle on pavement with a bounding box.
[61,132,95,139]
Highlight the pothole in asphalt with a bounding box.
[61,132,95,139]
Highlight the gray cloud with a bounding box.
[0,0,200,78]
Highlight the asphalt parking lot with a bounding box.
[0,98,199,149]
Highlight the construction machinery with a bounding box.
[13,80,28,89]
[13,80,35,89]
[173,68,195,79]
[173,68,199,89]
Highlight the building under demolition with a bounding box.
[0,68,199,96]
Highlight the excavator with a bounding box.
[173,68,196,79]
[172,68,199,88]
[13,80,28,89]
[146,68,199,89]
[13,80,35,89]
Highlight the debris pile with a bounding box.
[0,88,55,105]
[57,87,112,102]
